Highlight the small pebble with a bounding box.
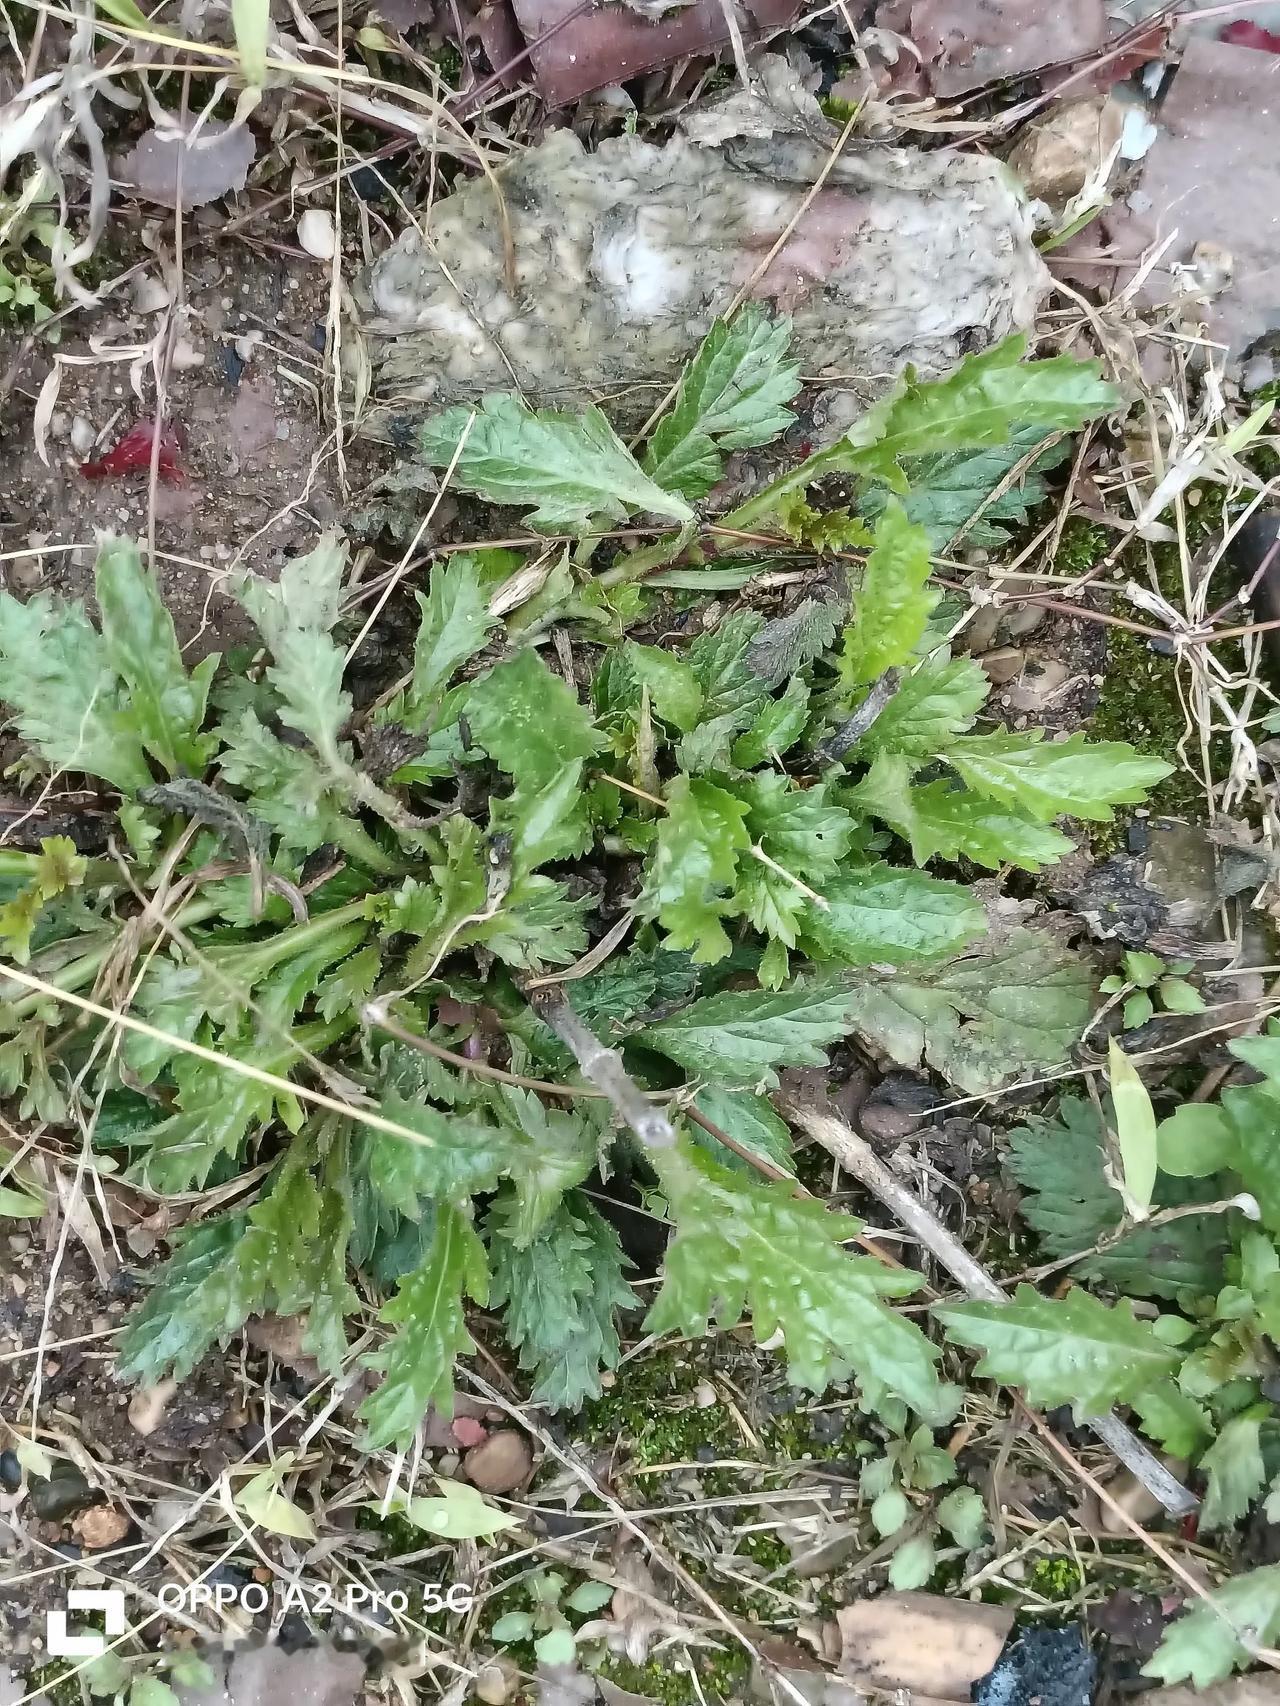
[297,207,337,260]
[133,275,170,315]
[70,416,96,456]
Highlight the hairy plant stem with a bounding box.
[777,1091,1199,1519]
[4,895,226,1020]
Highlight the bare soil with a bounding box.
[0,249,357,654]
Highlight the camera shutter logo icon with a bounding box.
[46,1589,126,1657]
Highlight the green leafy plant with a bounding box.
[1100,949,1207,1029]
[0,323,1170,1478]
[860,1419,988,1588]
[490,1569,615,1667]
[999,1026,1280,1683]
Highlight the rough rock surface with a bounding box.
[356,59,1047,438]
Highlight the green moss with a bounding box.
[1053,518,1111,577]
[25,1661,80,1706]
[580,1349,736,1468]
[1029,1555,1084,1601]
[600,1647,753,1703]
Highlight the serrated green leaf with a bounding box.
[359,1203,488,1450]
[690,1086,794,1175]
[800,863,984,967]
[1006,1098,1124,1255]
[849,753,1072,873]
[643,307,799,499]
[464,650,604,788]
[235,534,350,770]
[1108,1039,1158,1219]
[851,653,990,760]
[746,599,842,689]
[945,729,1172,823]
[859,427,1071,547]
[1000,1096,1223,1297]
[315,944,381,1022]
[934,1283,1180,1415]
[116,1216,263,1383]
[215,709,340,853]
[1132,1381,1212,1458]
[648,1143,946,1416]
[1200,1411,1266,1530]
[1143,1565,1280,1687]
[640,775,751,963]
[407,553,496,714]
[490,1088,599,1245]
[419,394,692,531]
[733,335,1118,528]
[572,947,699,1027]
[843,928,1093,1094]
[937,1485,987,1549]
[367,1097,513,1211]
[95,535,217,776]
[688,611,771,725]
[487,1190,636,1410]
[644,980,857,1090]
[489,761,592,876]
[731,676,812,768]
[623,642,704,732]
[840,503,937,688]
[0,589,152,792]
[478,876,591,971]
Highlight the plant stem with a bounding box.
[777,1090,1199,1519]
[327,815,419,876]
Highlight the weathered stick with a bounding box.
[816,668,902,764]
[777,1092,1198,1520]
[526,985,676,1149]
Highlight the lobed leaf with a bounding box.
[944,729,1173,824]
[648,1143,946,1417]
[644,980,858,1090]
[359,1203,489,1450]
[487,1190,637,1409]
[95,536,218,776]
[850,753,1073,872]
[419,394,693,531]
[839,502,937,688]
[935,1282,1180,1415]
[643,306,800,500]
[843,928,1093,1094]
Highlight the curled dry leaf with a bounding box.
[837,1592,1014,1700]
[118,115,256,209]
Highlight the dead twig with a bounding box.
[524,985,676,1150]
[775,1091,1198,1519]
[816,669,903,763]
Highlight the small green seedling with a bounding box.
[490,1570,615,1666]
[1100,950,1206,1030]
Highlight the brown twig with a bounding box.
[776,1091,1198,1519]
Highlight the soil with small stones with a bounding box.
[0,249,361,653]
